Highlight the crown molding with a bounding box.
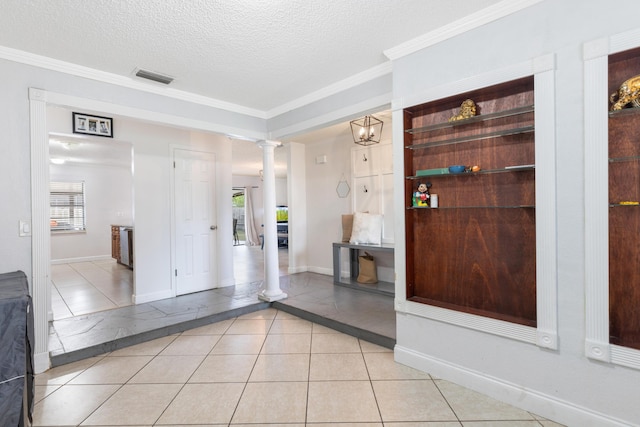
[265,62,393,119]
[0,45,267,119]
[269,92,391,140]
[383,0,544,61]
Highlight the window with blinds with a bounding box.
[50,181,86,232]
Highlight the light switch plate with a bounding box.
[19,220,31,237]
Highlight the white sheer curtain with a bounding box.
[244,187,261,246]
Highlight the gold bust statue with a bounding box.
[449,99,477,122]
[610,74,640,111]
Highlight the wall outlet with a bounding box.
[19,220,31,237]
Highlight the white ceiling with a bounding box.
[1,0,502,113]
[4,1,508,175]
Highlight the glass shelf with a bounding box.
[609,156,640,163]
[609,106,640,118]
[406,164,535,179]
[406,105,534,135]
[407,126,534,150]
[407,205,535,210]
[610,203,640,207]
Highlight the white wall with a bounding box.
[0,55,263,282]
[48,107,134,262]
[303,123,394,278]
[304,133,354,275]
[285,142,307,274]
[49,162,132,261]
[4,3,639,423]
[46,104,234,301]
[392,1,640,426]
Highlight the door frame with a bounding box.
[169,145,219,296]
[29,89,258,372]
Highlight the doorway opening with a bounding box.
[49,134,134,320]
[232,188,246,245]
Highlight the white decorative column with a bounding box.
[256,140,287,302]
[29,88,52,373]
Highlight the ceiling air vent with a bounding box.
[135,69,174,85]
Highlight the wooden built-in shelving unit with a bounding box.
[403,77,537,327]
[608,46,640,351]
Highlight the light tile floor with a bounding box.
[50,245,287,320]
[51,259,134,320]
[34,308,564,427]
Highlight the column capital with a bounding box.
[255,139,282,149]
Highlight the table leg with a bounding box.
[349,248,359,280]
[333,245,341,283]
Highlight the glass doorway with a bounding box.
[232,188,246,245]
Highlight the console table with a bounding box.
[332,242,394,296]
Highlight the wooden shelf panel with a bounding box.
[408,169,535,209]
[409,133,534,177]
[406,208,537,327]
[609,207,640,350]
[406,105,534,135]
[608,46,640,350]
[409,205,535,210]
[403,76,536,327]
[408,164,535,179]
[408,126,534,150]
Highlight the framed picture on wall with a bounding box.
[72,112,113,138]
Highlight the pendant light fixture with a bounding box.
[350,115,383,146]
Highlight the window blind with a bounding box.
[50,181,86,232]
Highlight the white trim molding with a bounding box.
[2,46,265,119]
[584,29,640,368]
[269,93,392,140]
[383,0,544,61]
[266,62,393,119]
[2,44,391,123]
[393,54,558,349]
[395,344,634,427]
[28,88,52,374]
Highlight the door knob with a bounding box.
[210,225,217,230]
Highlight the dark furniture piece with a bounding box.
[403,76,537,327]
[111,225,133,269]
[277,223,288,247]
[0,271,34,427]
[608,46,640,350]
[260,222,288,249]
[332,242,394,296]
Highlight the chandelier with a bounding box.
[350,115,383,146]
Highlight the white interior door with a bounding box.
[174,148,217,295]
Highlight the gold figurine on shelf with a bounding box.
[449,98,477,122]
[610,74,640,111]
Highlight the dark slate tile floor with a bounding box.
[49,272,395,367]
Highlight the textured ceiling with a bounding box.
[0,0,502,113]
[4,1,511,176]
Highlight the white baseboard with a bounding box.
[394,345,633,427]
[307,266,332,276]
[133,289,173,304]
[34,351,50,374]
[219,277,235,287]
[51,255,113,264]
[287,266,308,274]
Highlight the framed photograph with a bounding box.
[72,112,113,138]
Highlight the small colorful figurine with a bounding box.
[413,182,431,207]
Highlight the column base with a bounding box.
[258,290,288,302]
